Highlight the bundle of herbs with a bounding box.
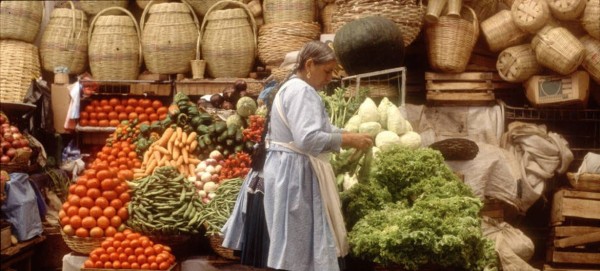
[341,146,498,271]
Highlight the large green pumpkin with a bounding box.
[333,16,405,75]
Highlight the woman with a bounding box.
[263,41,373,271]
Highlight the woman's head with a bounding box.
[295,41,337,90]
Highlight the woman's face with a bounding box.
[307,60,337,90]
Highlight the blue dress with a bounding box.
[263,78,343,271]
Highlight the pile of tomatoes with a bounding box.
[59,140,139,238]
[83,229,175,270]
[79,98,168,127]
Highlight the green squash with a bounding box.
[333,16,405,75]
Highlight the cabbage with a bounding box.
[398,131,422,149]
[357,97,379,123]
[375,130,401,150]
[377,97,394,129]
[226,114,243,128]
[344,115,362,133]
[358,122,381,138]
[387,106,407,135]
[236,96,257,117]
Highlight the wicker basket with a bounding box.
[208,234,239,260]
[580,35,600,84]
[187,0,243,17]
[425,0,447,23]
[464,0,499,21]
[79,0,128,16]
[547,0,586,20]
[497,44,542,83]
[332,0,426,47]
[148,234,191,254]
[136,0,168,10]
[247,0,262,17]
[511,0,551,33]
[40,1,88,74]
[270,67,292,82]
[0,40,41,103]
[321,3,337,34]
[263,0,315,24]
[0,1,44,43]
[258,21,320,66]
[480,10,529,52]
[201,0,257,78]
[141,1,200,74]
[60,230,105,255]
[582,0,600,39]
[426,6,479,73]
[88,7,142,80]
[531,25,585,75]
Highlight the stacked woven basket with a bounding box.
[259,0,321,78]
[0,1,42,103]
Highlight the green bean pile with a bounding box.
[127,166,204,235]
[201,177,244,236]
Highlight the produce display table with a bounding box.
[62,254,266,271]
[0,235,46,271]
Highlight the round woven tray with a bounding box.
[148,233,191,250]
[60,230,105,255]
[208,234,239,260]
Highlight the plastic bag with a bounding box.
[1,173,43,241]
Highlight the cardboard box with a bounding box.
[524,71,590,107]
[51,84,71,134]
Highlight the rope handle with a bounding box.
[88,6,143,67]
[140,0,201,40]
[199,0,258,60]
[466,6,479,47]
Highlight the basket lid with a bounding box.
[207,8,249,21]
[149,2,191,14]
[50,8,88,21]
[95,15,135,27]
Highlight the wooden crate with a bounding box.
[83,80,172,96]
[425,72,517,106]
[175,78,265,97]
[547,226,600,265]
[567,173,600,192]
[544,264,600,271]
[480,198,505,222]
[551,189,600,226]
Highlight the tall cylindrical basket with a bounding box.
[88,7,142,80]
[426,6,479,73]
[0,40,41,103]
[141,0,200,74]
[200,0,257,78]
[480,9,529,52]
[496,44,542,83]
[582,0,600,39]
[40,1,89,74]
[0,1,44,43]
[580,35,600,84]
[262,0,315,24]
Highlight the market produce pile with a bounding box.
[322,93,498,270]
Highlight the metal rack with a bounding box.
[500,100,600,169]
[341,67,407,105]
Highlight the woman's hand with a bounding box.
[341,133,374,150]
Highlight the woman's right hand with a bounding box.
[341,133,374,150]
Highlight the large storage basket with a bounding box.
[0,1,44,43]
[547,0,586,20]
[496,44,542,83]
[136,0,168,10]
[187,0,243,17]
[464,0,498,21]
[141,1,200,74]
[208,234,239,260]
[582,0,600,39]
[262,0,315,24]
[40,1,88,74]
[201,0,257,78]
[511,0,551,33]
[580,35,600,84]
[88,7,142,80]
[258,21,320,66]
[531,26,585,75]
[332,0,426,47]
[79,0,129,16]
[321,3,337,34]
[480,9,529,52]
[0,40,41,103]
[426,7,479,73]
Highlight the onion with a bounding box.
[203,181,217,193]
[198,190,207,198]
[5,148,16,157]
[205,165,215,174]
[3,133,13,143]
[211,174,220,182]
[214,164,222,173]
[200,172,212,182]
[9,126,19,133]
[0,141,10,150]
[1,155,10,163]
[208,192,217,199]
[234,79,247,92]
[209,150,223,160]
[205,158,217,166]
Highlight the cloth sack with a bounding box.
[575,152,600,180]
[1,173,43,241]
[481,217,538,271]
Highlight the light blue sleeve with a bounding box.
[282,85,342,156]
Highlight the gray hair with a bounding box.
[295,40,336,72]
